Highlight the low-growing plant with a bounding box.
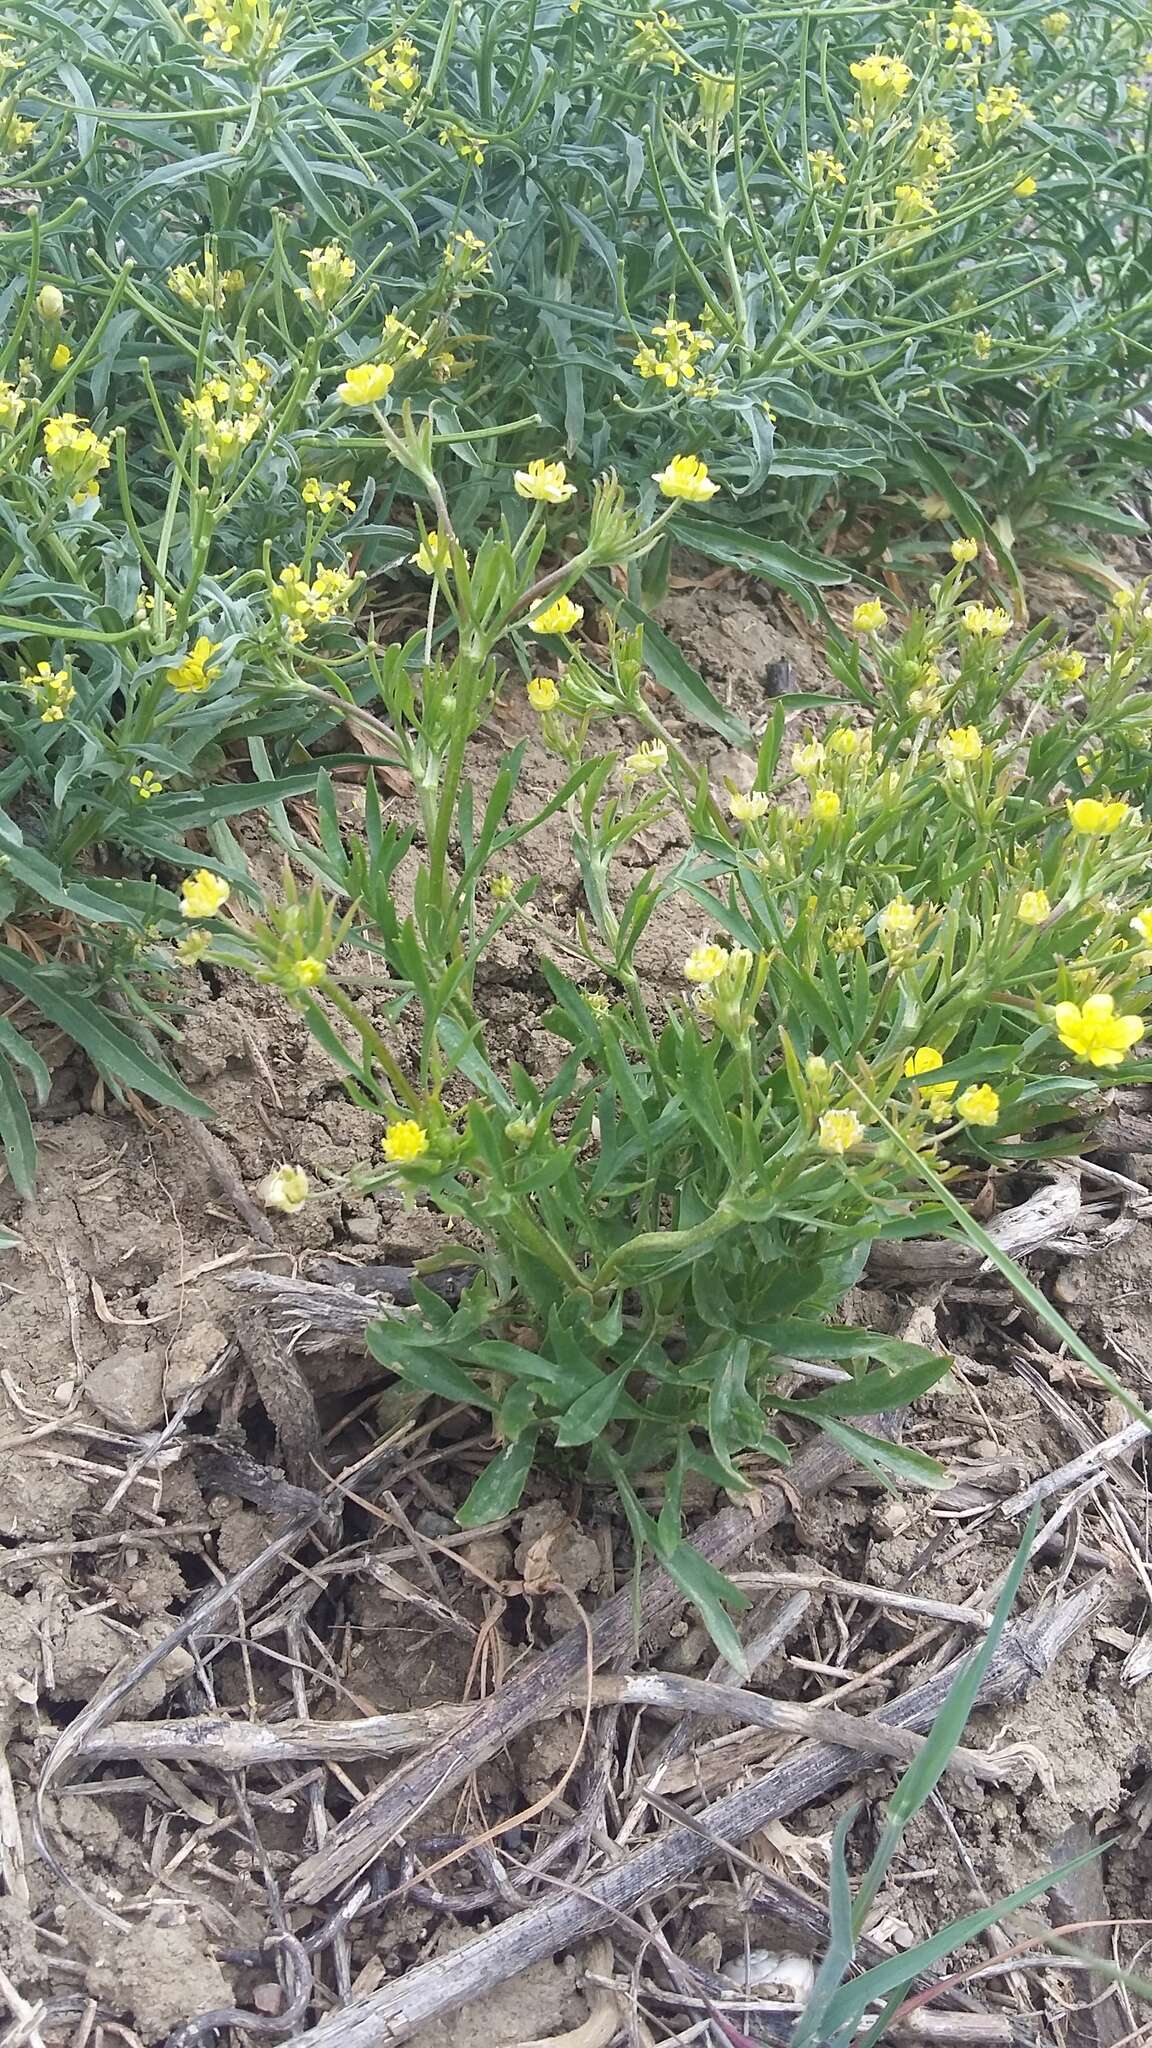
[197,433,1152,1651]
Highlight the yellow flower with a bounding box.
[529,594,584,636]
[904,1044,945,1079]
[1041,9,1070,33]
[827,726,870,759]
[973,327,993,359]
[878,898,917,944]
[442,228,491,282]
[167,635,221,694]
[1014,174,1038,197]
[282,955,326,989]
[514,458,577,504]
[0,380,25,432]
[365,34,420,107]
[1067,796,1130,835]
[1052,992,1144,1067]
[301,476,355,516]
[167,248,246,310]
[937,724,983,767]
[818,1108,864,1155]
[811,788,842,825]
[904,1043,958,1118]
[627,10,685,73]
[273,561,357,640]
[180,869,230,919]
[957,1083,1000,1127]
[383,1119,429,1164]
[1049,648,1086,682]
[652,454,720,502]
[976,84,1031,135]
[527,675,560,712]
[683,942,728,984]
[411,530,452,576]
[1128,82,1148,108]
[129,769,164,800]
[892,183,938,237]
[50,343,71,371]
[849,51,913,121]
[852,598,888,634]
[36,284,64,322]
[960,602,1011,638]
[944,3,993,55]
[791,739,824,778]
[259,1163,309,1215]
[623,739,668,776]
[299,241,356,310]
[439,121,486,166]
[43,413,112,502]
[335,361,395,406]
[950,536,979,563]
[20,661,75,723]
[729,790,770,821]
[808,148,847,188]
[910,117,957,177]
[1017,889,1051,925]
[1131,909,1152,946]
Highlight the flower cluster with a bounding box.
[181,361,270,474]
[271,560,358,642]
[364,35,420,110]
[633,312,716,393]
[42,413,112,507]
[167,636,221,695]
[849,50,913,124]
[627,10,684,73]
[167,249,246,310]
[185,0,284,64]
[299,241,356,312]
[20,661,75,723]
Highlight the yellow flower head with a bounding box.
[633,311,716,389]
[1131,908,1152,946]
[167,248,246,310]
[514,458,577,504]
[811,788,842,825]
[652,454,720,502]
[852,598,888,635]
[1052,992,1144,1067]
[180,869,230,919]
[411,529,452,577]
[302,476,355,517]
[383,1118,429,1165]
[0,380,25,432]
[904,1044,944,1079]
[623,738,668,777]
[878,897,917,946]
[167,635,221,694]
[529,594,584,636]
[937,724,983,767]
[973,327,994,359]
[37,284,64,323]
[282,955,326,990]
[957,1082,1000,1127]
[50,343,71,371]
[365,34,420,107]
[976,84,1031,135]
[43,412,112,502]
[335,361,395,407]
[791,739,825,778]
[259,1163,309,1215]
[808,148,847,189]
[301,241,356,310]
[1067,796,1130,835]
[1041,9,1070,33]
[729,789,770,822]
[827,725,870,759]
[1049,648,1086,683]
[950,536,979,564]
[944,3,993,55]
[849,50,913,121]
[960,602,1011,638]
[442,228,491,283]
[20,661,75,722]
[272,561,357,641]
[683,941,728,984]
[1017,889,1051,925]
[1014,174,1038,197]
[527,675,560,712]
[905,1042,958,1117]
[129,769,165,800]
[818,1107,864,1155]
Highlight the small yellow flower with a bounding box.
[904,1044,957,1119]
[20,661,75,722]
[527,675,561,712]
[411,530,451,577]
[301,241,356,311]
[167,635,221,694]
[129,769,165,800]
[791,739,824,778]
[37,284,64,322]
[683,942,729,984]
[335,361,395,406]
[1067,797,1130,835]
[849,51,912,121]
[957,1083,1000,1127]
[175,929,211,965]
[1131,909,1152,946]
[1052,992,1144,1067]
[878,898,917,944]
[301,476,355,516]
[729,790,770,822]
[259,1163,309,1214]
[938,724,984,767]
[514,458,576,504]
[827,726,870,759]
[808,148,847,188]
[972,327,994,359]
[0,380,25,432]
[383,1118,429,1164]
[944,3,993,55]
[1049,648,1086,683]
[976,84,1031,135]
[180,869,230,919]
[1014,174,1038,198]
[442,228,491,282]
[960,602,1011,638]
[950,536,979,563]
[529,594,584,636]
[818,1107,864,1155]
[811,788,842,825]
[1017,889,1051,925]
[652,454,720,502]
[623,739,668,777]
[283,956,326,989]
[1041,8,1070,33]
[586,991,611,1017]
[50,343,71,371]
[852,598,888,635]
[904,1044,945,1079]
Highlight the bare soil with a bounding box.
[2,569,1152,2047]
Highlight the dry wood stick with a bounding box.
[286,1434,854,1907]
[286,1583,1104,2048]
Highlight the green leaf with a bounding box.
[0,1045,38,1197]
[0,949,206,1118]
[674,516,850,589]
[662,1541,750,1674]
[586,579,750,742]
[554,1365,632,1447]
[456,1435,538,1526]
[816,1419,950,1491]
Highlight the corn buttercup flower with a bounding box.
[791,739,824,778]
[1018,889,1051,925]
[652,454,719,502]
[938,724,984,767]
[167,636,221,694]
[951,536,979,563]
[960,602,1011,638]
[729,790,770,822]
[383,1119,429,1164]
[683,942,729,984]
[904,1043,958,1118]
[259,1163,309,1214]
[529,594,584,636]
[335,361,394,406]
[514,458,577,504]
[957,1083,1000,1127]
[527,675,560,712]
[1067,796,1130,835]
[623,739,668,777]
[818,1108,864,1155]
[181,869,231,918]
[1052,992,1144,1067]
[811,788,842,824]
[852,598,887,634]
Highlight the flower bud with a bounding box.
[37,284,64,322]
